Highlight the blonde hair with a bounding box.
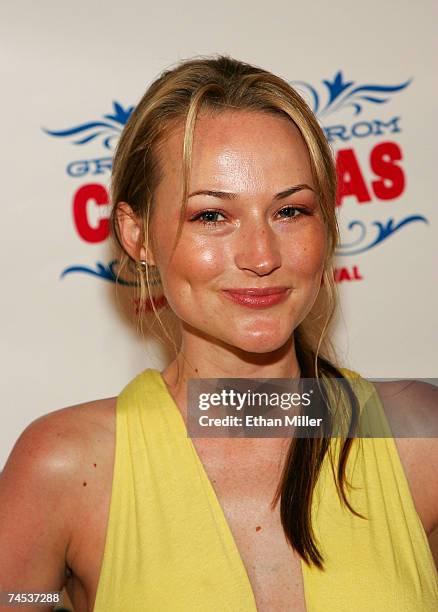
[110,55,360,568]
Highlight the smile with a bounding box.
[221,287,291,309]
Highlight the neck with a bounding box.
[161,330,301,399]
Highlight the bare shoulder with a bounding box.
[3,395,117,475]
[0,396,117,595]
[372,379,438,534]
[373,378,437,404]
[0,396,118,523]
[372,378,437,436]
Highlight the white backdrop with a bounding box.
[1,0,437,468]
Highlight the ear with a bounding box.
[115,202,156,265]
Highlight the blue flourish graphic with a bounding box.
[291,71,411,118]
[60,259,162,286]
[336,215,428,256]
[43,101,134,150]
[60,259,137,285]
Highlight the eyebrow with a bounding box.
[188,183,315,200]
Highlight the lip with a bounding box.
[223,286,289,295]
[222,287,290,309]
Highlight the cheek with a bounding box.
[157,234,227,293]
[157,237,227,326]
[285,223,327,278]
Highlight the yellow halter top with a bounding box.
[93,368,438,611]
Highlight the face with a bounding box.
[148,110,327,354]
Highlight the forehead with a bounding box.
[158,110,314,193]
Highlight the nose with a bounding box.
[234,219,281,276]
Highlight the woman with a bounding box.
[0,56,437,612]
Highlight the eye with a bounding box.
[189,210,227,226]
[277,206,307,220]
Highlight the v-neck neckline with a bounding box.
[148,367,310,612]
[150,367,258,608]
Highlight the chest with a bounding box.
[192,438,307,612]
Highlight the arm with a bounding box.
[0,413,82,612]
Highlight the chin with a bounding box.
[227,329,294,355]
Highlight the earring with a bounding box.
[136,260,161,284]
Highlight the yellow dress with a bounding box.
[93,368,438,611]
